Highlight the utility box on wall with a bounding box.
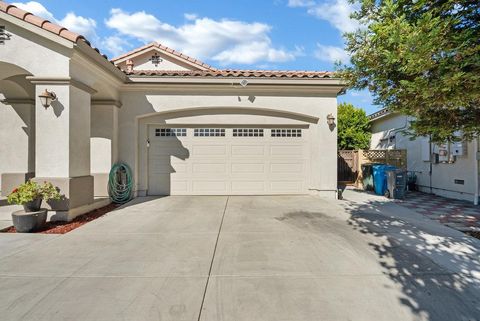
[451,141,467,157]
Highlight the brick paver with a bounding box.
[395,192,480,232]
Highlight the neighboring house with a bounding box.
[0,1,344,220]
[369,108,480,205]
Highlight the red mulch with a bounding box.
[466,231,480,241]
[1,203,118,234]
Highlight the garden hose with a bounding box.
[108,163,133,204]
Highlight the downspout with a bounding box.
[474,136,479,205]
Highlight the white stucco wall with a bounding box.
[371,113,479,202]
[91,105,118,173]
[0,19,70,77]
[117,92,338,196]
[0,101,34,189]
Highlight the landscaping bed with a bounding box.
[0,203,118,234]
[466,231,480,241]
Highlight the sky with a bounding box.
[11,0,379,114]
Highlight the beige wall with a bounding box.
[0,101,34,191]
[0,19,70,77]
[117,92,338,197]
[91,104,118,197]
[371,113,478,202]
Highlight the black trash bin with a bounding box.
[385,169,407,199]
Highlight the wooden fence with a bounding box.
[338,149,407,186]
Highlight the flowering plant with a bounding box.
[7,181,61,205]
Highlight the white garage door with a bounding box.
[147,126,309,195]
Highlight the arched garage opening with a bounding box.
[137,107,319,196]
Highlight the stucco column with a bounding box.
[309,98,338,198]
[91,101,121,197]
[31,79,95,217]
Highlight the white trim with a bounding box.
[26,76,97,94]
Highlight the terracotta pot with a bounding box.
[23,198,42,212]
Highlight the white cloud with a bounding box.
[184,13,198,21]
[307,0,360,33]
[287,0,315,7]
[105,8,300,65]
[102,36,129,57]
[286,0,360,34]
[60,13,97,40]
[12,1,98,42]
[314,44,349,64]
[12,1,55,21]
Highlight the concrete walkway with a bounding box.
[0,194,479,321]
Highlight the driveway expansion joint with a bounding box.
[197,196,229,321]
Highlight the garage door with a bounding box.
[147,126,309,195]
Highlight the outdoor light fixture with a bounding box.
[38,89,57,108]
[149,53,163,67]
[327,113,336,126]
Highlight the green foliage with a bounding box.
[338,0,480,142]
[7,181,61,205]
[39,182,61,202]
[337,102,371,150]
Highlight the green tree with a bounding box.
[338,0,480,142]
[337,103,371,150]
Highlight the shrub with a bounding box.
[7,181,61,205]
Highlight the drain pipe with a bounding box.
[474,136,479,205]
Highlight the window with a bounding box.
[233,128,264,137]
[194,128,225,137]
[271,129,302,137]
[155,128,186,137]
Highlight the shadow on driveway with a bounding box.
[341,191,480,321]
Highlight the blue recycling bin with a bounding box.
[372,164,396,196]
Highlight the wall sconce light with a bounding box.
[327,113,336,126]
[38,89,57,108]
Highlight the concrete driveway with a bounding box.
[0,192,479,321]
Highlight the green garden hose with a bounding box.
[108,163,133,204]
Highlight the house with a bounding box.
[369,108,480,205]
[0,1,344,220]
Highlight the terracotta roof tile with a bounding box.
[127,69,334,79]
[0,0,115,65]
[0,1,86,43]
[7,6,28,19]
[1,1,334,80]
[42,21,65,35]
[23,13,47,27]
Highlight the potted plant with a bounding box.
[7,181,61,232]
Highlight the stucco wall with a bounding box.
[0,20,70,77]
[0,101,34,191]
[370,113,478,202]
[117,92,338,196]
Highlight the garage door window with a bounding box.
[155,128,187,137]
[233,128,264,137]
[194,128,226,137]
[271,129,302,137]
